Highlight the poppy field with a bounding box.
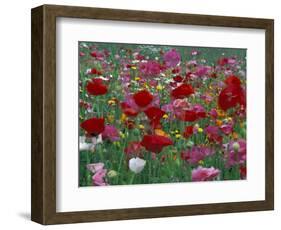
[79,41,246,186]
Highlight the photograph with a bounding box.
[78,42,247,186]
[30,4,274,224]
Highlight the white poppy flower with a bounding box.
[79,135,102,152]
[129,157,146,174]
[79,137,94,151]
[91,134,103,145]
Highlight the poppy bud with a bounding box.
[107,170,118,178]
[233,142,240,152]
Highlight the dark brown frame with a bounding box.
[31,4,274,225]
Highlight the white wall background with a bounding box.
[0,0,279,229]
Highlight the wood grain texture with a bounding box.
[31,6,44,224]
[31,4,274,225]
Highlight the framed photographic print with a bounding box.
[31,4,274,225]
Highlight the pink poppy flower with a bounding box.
[86,162,105,173]
[192,166,220,182]
[92,169,108,186]
[125,141,143,157]
[163,49,181,68]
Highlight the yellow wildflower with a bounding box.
[144,83,149,89]
[131,66,137,70]
[175,134,181,139]
[162,114,169,119]
[198,128,203,133]
[107,100,116,106]
[121,113,127,122]
[156,85,163,91]
[107,115,114,123]
[134,77,140,81]
[138,124,145,130]
[113,141,121,147]
[119,132,125,139]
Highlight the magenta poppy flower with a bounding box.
[163,49,181,68]
[181,146,214,164]
[194,65,211,77]
[102,125,120,142]
[191,166,220,181]
[205,125,222,143]
[220,123,233,135]
[224,139,246,167]
[139,60,161,76]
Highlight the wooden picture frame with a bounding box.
[31,4,274,225]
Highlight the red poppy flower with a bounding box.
[180,110,198,122]
[173,75,183,82]
[90,68,102,75]
[183,126,194,138]
[141,135,173,153]
[144,107,165,128]
[217,57,229,66]
[224,75,241,87]
[185,72,192,82]
[133,90,153,107]
[144,107,165,121]
[240,165,247,179]
[120,102,138,117]
[80,117,105,136]
[86,78,108,96]
[218,85,245,111]
[171,84,194,99]
[172,67,180,74]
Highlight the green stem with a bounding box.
[129,173,135,184]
